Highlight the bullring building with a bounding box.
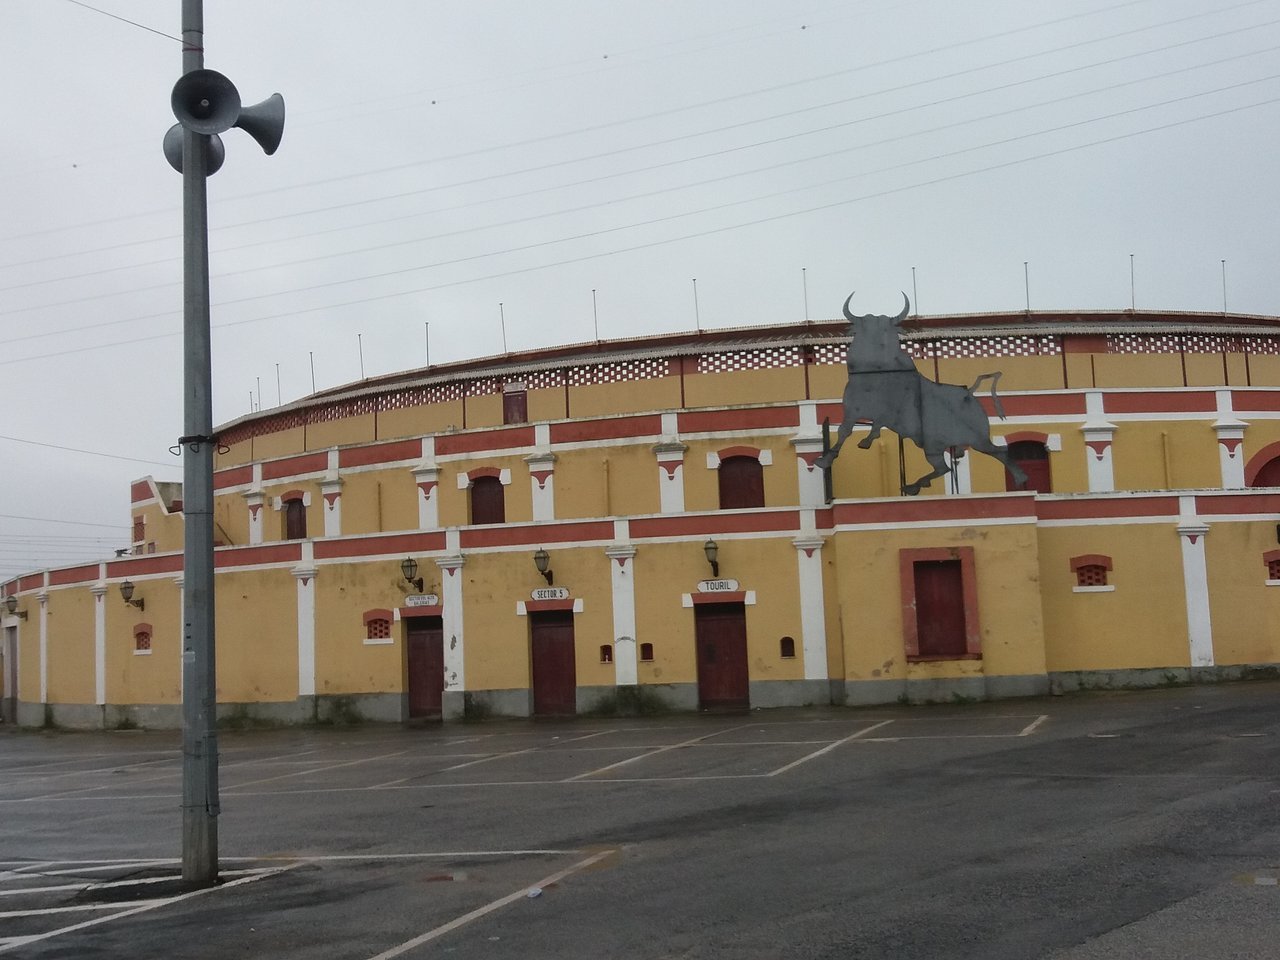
[3,306,1280,728]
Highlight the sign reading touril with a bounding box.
[697,579,740,593]
[531,587,571,601]
[405,594,440,607]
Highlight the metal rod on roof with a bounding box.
[1130,254,1135,311]
[499,302,508,353]
[802,267,809,321]
[309,351,316,393]
[592,289,599,342]
[275,363,281,407]
[425,321,430,368]
[256,376,261,410]
[358,334,365,378]
[692,278,701,333]
[1023,261,1030,313]
[1221,259,1228,314]
[911,266,918,317]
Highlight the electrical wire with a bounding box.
[0,434,175,468]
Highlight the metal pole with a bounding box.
[275,363,281,407]
[592,289,599,342]
[255,376,261,411]
[499,303,507,353]
[801,267,809,321]
[1129,254,1135,310]
[692,278,700,332]
[309,351,315,393]
[1023,261,1030,313]
[357,334,365,378]
[1221,259,1228,314]
[424,321,430,367]
[911,266,918,316]
[179,0,219,888]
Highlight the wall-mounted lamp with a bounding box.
[400,556,424,593]
[3,595,27,620]
[119,580,145,611]
[703,539,720,578]
[533,548,554,586]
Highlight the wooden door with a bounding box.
[694,603,749,710]
[531,611,577,716]
[913,560,966,657]
[405,617,444,718]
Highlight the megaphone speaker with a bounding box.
[235,93,286,156]
[162,124,226,175]
[171,69,241,135]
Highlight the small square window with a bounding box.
[1075,564,1108,587]
[367,618,391,641]
[779,636,796,659]
[135,631,151,652]
[1266,554,1280,583]
[599,644,613,663]
[1070,554,1114,592]
[639,642,654,661]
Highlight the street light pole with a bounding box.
[179,0,219,887]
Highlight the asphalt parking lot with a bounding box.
[2,683,1279,959]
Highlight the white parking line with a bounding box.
[1019,715,1050,736]
[0,900,166,918]
[222,750,409,791]
[766,720,895,776]
[562,723,756,781]
[365,849,617,960]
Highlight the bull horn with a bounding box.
[842,291,857,323]
[895,292,911,323]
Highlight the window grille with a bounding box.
[366,618,391,641]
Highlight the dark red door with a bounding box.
[913,560,966,657]
[406,617,444,718]
[694,603,749,710]
[531,611,577,716]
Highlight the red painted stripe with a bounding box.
[690,591,746,605]
[1195,493,1280,515]
[979,393,1086,417]
[460,520,614,549]
[1036,496,1179,520]
[18,573,45,592]
[1237,391,1280,412]
[550,414,663,444]
[49,564,100,587]
[314,532,447,560]
[262,452,328,481]
[399,605,443,618]
[130,480,153,503]
[631,511,800,539]
[678,407,800,433]
[523,599,577,612]
[338,439,421,469]
[106,555,184,578]
[214,543,301,569]
[1105,391,1216,414]
[832,497,1033,526]
[213,465,253,490]
[436,426,535,456]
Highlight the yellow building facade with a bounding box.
[4,310,1280,727]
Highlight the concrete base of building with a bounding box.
[460,688,531,719]
[578,683,699,715]
[1051,662,1280,694]
[748,679,833,708]
[842,673,1051,706]
[313,693,406,725]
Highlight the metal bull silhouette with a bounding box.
[814,292,1027,494]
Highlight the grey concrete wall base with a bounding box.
[905,676,989,704]
[458,688,531,720]
[46,703,105,730]
[442,690,466,721]
[985,674,1051,700]
[15,701,46,728]
[576,685,617,715]
[843,679,908,706]
[216,699,314,728]
[644,682,699,712]
[748,679,833,709]
[842,674,1049,706]
[579,683,695,716]
[315,693,406,725]
[1050,668,1191,694]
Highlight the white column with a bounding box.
[91,580,108,705]
[606,542,638,685]
[791,437,826,507]
[1214,391,1248,489]
[526,452,557,522]
[1081,391,1117,493]
[321,478,343,537]
[1177,496,1214,667]
[654,441,687,514]
[413,464,440,529]
[244,491,265,545]
[437,540,466,692]
[793,534,829,681]
[293,540,317,699]
[37,590,49,705]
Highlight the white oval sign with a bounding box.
[405,594,439,607]
[531,587,571,601]
[697,579,740,593]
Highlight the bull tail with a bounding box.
[968,371,1006,419]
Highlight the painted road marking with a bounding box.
[563,724,755,781]
[767,720,895,776]
[1019,715,1050,736]
[365,849,617,960]
[221,749,410,792]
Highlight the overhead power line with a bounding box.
[0,433,175,467]
[0,512,127,530]
[61,0,182,42]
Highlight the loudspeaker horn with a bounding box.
[235,93,285,156]
[162,124,226,175]
[171,69,241,135]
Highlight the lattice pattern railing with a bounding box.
[698,346,805,374]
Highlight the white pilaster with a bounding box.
[437,533,466,692]
[293,541,317,699]
[321,452,343,537]
[791,436,826,507]
[1081,392,1117,493]
[91,579,108,705]
[1177,496,1214,667]
[37,590,49,705]
[654,441,687,514]
[244,491,265,545]
[1213,391,1248,489]
[606,544,639,686]
[793,534,829,681]
[526,452,557,522]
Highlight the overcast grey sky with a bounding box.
[2,0,1278,577]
